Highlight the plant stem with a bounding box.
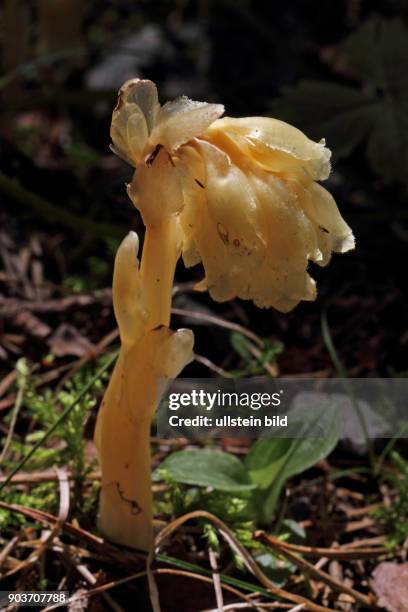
[95,216,183,551]
[96,356,154,550]
[140,217,182,328]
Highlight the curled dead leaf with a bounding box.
[372,562,408,612]
[47,324,95,358]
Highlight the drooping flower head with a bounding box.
[111,79,354,312]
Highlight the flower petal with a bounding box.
[123,79,160,133]
[181,141,319,312]
[111,103,148,166]
[207,116,331,181]
[177,145,207,267]
[150,96,224,152]
[301,182,355,259]
[110,79,160,166]
[245,170,318,310]
[127,146,185,226]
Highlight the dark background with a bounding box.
[1,0,408,380]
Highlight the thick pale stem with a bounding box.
[140,217,181,328]
[96,358,153,551]
[95,216,184,551]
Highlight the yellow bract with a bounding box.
[110,79,354,312]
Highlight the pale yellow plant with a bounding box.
[94,79,354,551]
[94,231,193,551]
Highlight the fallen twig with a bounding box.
[0,468,101,485]
[255,530,392,560]
[253,531,375,608]
[155,510,337,612]
[55,467,70,524]
[0,501,146,565]
[208,546,224,612]
[156,568,262,611]
[0,535,20,571]
[171,306,263,348]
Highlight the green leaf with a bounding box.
[345,18,408,183]
[366,93,408,183]
[253,551,295,587]
[261,340,284,365]
[245,403,341,522]
[229,333,283,378]
[253,519,305,586]
[159,449,257,492]
[230,332,253,363]
[345,18,408,94]
[270,18,408,185]
[244,438,293,489]
[279,518,306,544]
[270,80,377,158]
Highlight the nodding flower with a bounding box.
[111,79,354,313]
[95,79,355,554]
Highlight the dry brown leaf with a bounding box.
[47,324,95,357]
[372,562,408,611]
[14,310,51,338]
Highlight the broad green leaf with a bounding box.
[245,402,341,522]
[366,94,408,183]
[345,18,408,183]
[270,18,408,185]
[345,18,408,94]
[244,438,293,489]
[270,80,377,158]
[159,449,257,492]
